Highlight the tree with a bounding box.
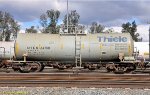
[40,9,60,34]
[40,14,48,33]
[122,21,142,42]
[90,22,105,33]
[63,10,80,33]
[25,26,38,33]
[63,10,80,26]
[0,11,20,41]
[105,28,115,33]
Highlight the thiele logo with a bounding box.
[97,36,127,42]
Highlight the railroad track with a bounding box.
[0,73,150,88]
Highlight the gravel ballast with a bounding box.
[0,87,150,95]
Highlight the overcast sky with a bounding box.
[0,0,150,41]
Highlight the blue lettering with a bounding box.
[97,36,128,42]
[113,37,118,42]
[122,37,127,42]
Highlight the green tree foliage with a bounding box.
[25,26,38,33]
[63,10,80,26]
[40,9,60,34]
[90,22,105,33]
[63,10,80,33]
[40,14,47,33]
[122,21,142,42]
[0,11,20,41]
[105,28,115,33]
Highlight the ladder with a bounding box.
[75,35,82,67]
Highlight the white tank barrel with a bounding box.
[15,33,134,62]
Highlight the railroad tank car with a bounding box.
[0,33,137,73]
[15,33,134,62]
[0,41,15,60]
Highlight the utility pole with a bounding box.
[149,26,150,61]
[67,0,69,33]
[147,21,150,61]
[3,12,6,41]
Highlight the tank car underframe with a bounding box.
[79,61,138,73]
[45,60,140,73]
[105,61,138,73]
[0,59,145,73]
[10,61,44,73]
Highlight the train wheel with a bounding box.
[19,63,32,73]
[125,64,136,73]
[31,62,43,72]
[114,67,125,74]
[19,62,43,73]
[12,67,20,72]
[106,68,114,72]
[58,65,65,70]
[88,64,97,70]
[106,63,116,72]
[97,63,102,69]
[39,63,45,72]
